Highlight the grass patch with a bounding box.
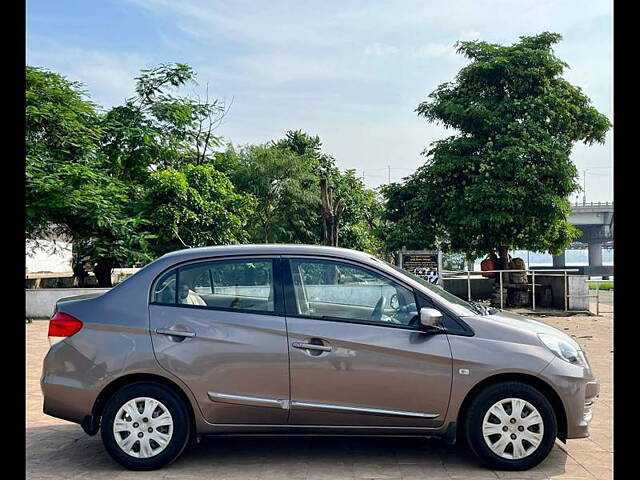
[588,281,614,290]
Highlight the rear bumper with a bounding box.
[40,341,97,425]
[41,374,95,424]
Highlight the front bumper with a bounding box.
[540,357,599,439]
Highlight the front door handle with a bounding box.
[291,341,332,352]
[155,328,196,338]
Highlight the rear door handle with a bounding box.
[155,328,196,338]
[291,341,332,352]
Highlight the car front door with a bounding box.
[283,257,453,427]
[149,256,290,424]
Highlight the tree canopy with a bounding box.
[26,64,384,285]
[27,33,610,283]
[382,32,611,265]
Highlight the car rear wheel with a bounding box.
[100,382,191,470]
[464,381,557,470]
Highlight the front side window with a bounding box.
[289,258,418,327]
[153,259,275,313]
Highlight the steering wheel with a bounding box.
[371,296,387,322]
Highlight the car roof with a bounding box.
[158,244,378,265]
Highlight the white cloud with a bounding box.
[27,42,148,108]
[30,0,613,200]
[364,43,399,57]
[413,42,456,58]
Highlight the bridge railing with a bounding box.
[571,201,614,207]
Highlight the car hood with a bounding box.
[465,309,581,349]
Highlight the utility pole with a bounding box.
[388,165,391,183]
[583,170,587,205]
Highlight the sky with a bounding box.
[27,0,613,201]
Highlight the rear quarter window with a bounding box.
[153,270,177,304]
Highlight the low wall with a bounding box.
[25,288,109,319]
[25,268,140,289]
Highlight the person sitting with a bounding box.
[178,282,207,306]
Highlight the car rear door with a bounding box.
[283,256,453,427]
[149,256,290,424]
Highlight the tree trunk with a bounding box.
[72,262,87,287]
[497,245,509,271]
[320,178,344,247]
[94,258,114,288]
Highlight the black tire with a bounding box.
[100,382,191,470]
[464,381,557,471]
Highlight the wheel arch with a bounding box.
[86,373,197,438]
[456,373,568,443]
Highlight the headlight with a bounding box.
[538,333,589,368]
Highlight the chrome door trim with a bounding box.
[208,392,290,410]
[290,401,439,419]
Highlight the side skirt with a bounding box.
[196,423,451,437]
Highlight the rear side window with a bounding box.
[152,259,276,313]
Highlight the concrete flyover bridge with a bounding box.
[552,201,613,277]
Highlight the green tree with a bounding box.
[383,32,611,268]
[99,63,227,182]
[27,64,247,285]
[225,143,319,243]
[334,170,384,255]
[26,66,101,240]
[143,164,254,253]
[276,130,383,252]
[26,66,154,285]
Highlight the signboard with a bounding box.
[400,250,442,285]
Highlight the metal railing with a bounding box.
[586,279,614,315]
[571,201,614,207]
[441,268,581,312]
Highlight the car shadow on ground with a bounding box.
[26,424,570,478]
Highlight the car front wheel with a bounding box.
[100,382,191,470]
[464,381,557,470]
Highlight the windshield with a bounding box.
[381,260,482,316]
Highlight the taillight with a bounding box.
[48,312,83,341]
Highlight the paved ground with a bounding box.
[26,307,612,479]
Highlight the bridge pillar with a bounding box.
[588,242,603,267]
[552,252,565,268]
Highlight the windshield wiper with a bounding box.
[469,301,490,315]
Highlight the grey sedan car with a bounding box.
[41,245,598,471]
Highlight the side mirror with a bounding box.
[420,308,444,332]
